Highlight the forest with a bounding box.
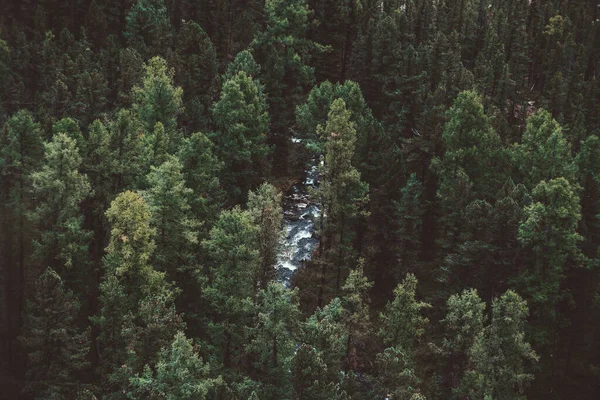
[0,0,599,399]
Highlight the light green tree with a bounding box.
[128,331,220,399]
[513,109,577,189]
[133,56,183,144]
[464,290,539,400]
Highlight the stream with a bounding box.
[276,154,321,287]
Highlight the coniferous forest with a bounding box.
[0,0,599,399]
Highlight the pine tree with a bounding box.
[246,282,301,398]
[143,154,198,278]
[224,50,261,81]
[128,331,219,399]
[463,290,539,400]
[202,207,260,368]
[374,272,431,399]
[125,0,173,58]
[317,98,369,291]
[247,183,283,289]
[394,173,425,279]
[513,109,577,189]
[517,178,582,347]
[109,109,146,192]
[252,0,326,169]
[379,273,431,350]
[441,288,486,396]
[432,90,505,204]
[302,297,347,385]
[103,190,166,309]
[177,131,224,238]
[173,20,219,133]
[30,132,92,291]
[116,47,144,107]
[70,69,109,128]
[19,268,90,399]
[340,262,373,372]
[212,71,270,203]
[0,110,44,369]
[291,344,339,400]
[132,56,183,145]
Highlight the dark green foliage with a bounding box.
[125,0,173,58]
[212,70,270,203]
[173,20,219,133]
[19,268,90,399]
[1,1,599,398]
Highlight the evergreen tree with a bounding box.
[128,331,219,399]
[441,288,486,396]
[317,98,369,291]
[224,50,261,81]
[173,20,219,133]
[291,344,339,400]
[0,110,44,370]
[394,173,425,279]
[463,290,539,400]
[103,190,166,309]
[177,131,224,238]
[30,132,92,288]
[340,262,373,372]
[302,297,347,385]
[212,71,270,203]
[125,0,173,58]
[252,0,326,169]
[247,183,283,289]
[19,268,90,399]
[202,207,260,368]
[517,178,582,347]
[374,272,431,399]
[109,109,146,191]
[143,155,198,278]
[246,282,301,398]
[133,56,183,145]
[116,47,145,107]
[513,109,577,189]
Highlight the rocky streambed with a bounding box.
[276,158,321,287]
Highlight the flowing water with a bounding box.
[276,156,321,287]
